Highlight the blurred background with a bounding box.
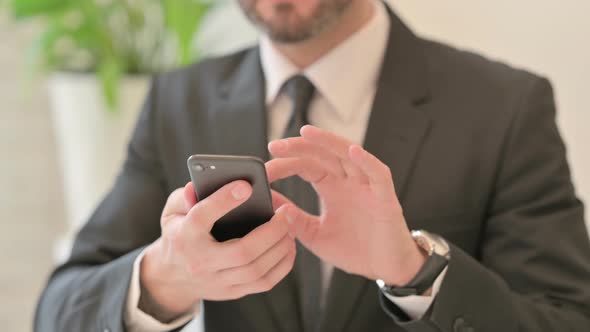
[0,1,588,331]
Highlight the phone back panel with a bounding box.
[187,155,274,242]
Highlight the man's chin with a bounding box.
[264,23,314,43]
[241,0,352,44]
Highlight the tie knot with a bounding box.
[284,74,316,108]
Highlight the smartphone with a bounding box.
[187,154,274,242]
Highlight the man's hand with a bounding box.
[267,125,427,286]
[140,180,296,322]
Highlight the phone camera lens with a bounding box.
[194,164,205,172]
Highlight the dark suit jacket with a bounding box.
[35,7,590,332]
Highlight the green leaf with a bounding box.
[12,0,213,110]
[27,20,67,70]
[97,58,124,111]
[127,6,145,28]
[163,0,212,65]
[10,0,72,18]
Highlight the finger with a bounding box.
[349,144,396,201]
[268,138,346,178]
[218,233,295,285]
[285,204,321,250]
[266,157,332,185]
[215,204,291,269]
[229,246,296,297]
[298,126,366,179]
[162,187,190,218]
[183,180,253,234]
[271,192,322,250]
[300,125,353,160]
[183,182,198,210]
[270,190,319,240]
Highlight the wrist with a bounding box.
[140,240,199,321]
[377,230,450,297]
[381,240,428,286]
[402,242,429,284]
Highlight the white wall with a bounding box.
[389,0,590,227]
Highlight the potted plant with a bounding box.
[9,0,214,261]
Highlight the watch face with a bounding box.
[412,230,451,258]
[415,236,432,254]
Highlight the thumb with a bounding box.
[271,190,320,248]
[284,202,320,249]
[271,189,292,210]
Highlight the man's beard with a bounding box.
[238,0,353,43]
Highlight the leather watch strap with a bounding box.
[383,253,448,297]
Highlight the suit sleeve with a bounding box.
[34,77,173,332]
[384,78,590,332]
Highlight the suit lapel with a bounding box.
[211,48,302,332]
[212,48,270,161]
[320,6,432,332]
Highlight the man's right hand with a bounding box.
[139,180,296,322]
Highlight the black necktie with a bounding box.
[280,75,322,332]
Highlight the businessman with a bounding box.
[36,0,590,331]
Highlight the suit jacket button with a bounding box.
[453,317,474,332]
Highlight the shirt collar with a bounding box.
[260,0,390,122]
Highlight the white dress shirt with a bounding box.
[124,1,446,331]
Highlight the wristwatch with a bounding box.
[377,230,450,297]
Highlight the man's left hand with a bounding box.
[266,125,427,286]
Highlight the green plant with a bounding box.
[10,0,213,109]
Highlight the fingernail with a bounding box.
[300,124,316,137]
[232,183,250,200]
[285,207,295,224]
[271,140,287,152]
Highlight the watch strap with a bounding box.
[386,253,448,297]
